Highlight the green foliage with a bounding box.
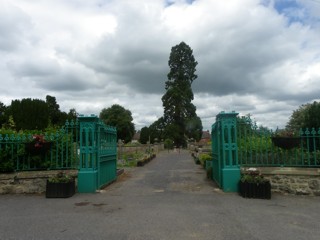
[164,138,174,149]
[185,116,203,142]
[237,115,273,152]
[199,153,212,162]
[48,171,74,183]
[273,129,299,137]
[46,95,61,126]
[136,153,156,167]
[161,42,202,147]
[139,127,149,144]
[303,101,320,129]
[199,153,212,168]
[1,96,77,131]
[0,147,15,172]
[287,101,320,131]
[117,151,144,168]
[0,101,8,128]
[240,171,269,184]
[67,108,78,121]
[100,104,135,143]
[149,117,166,143]
[0,123,79,172]
[9,98,49,131]
[164,123,183,146]
[238,135,273,152]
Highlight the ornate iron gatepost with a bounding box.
[211,111,240,192]
[77,115,99,193]
[77,115,117,193]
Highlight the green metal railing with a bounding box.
[0,120,79,172]
[237,118,320,167]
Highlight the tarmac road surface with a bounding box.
[1,150,320,240]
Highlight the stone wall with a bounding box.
[243,167,320,196]
[118,143,164,155]
[0,170,78,194]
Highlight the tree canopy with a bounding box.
[46,95,61,125]
[1,96,77,131]
[0,102,7,128]
[10,98,49,131]
[161,42,202,146]
[286,101,320,131]
[99,104,135,143]
[139,127,149,144]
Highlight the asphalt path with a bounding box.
[0,150,320,240]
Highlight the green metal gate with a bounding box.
[211,111,240,192]
[77,115,117,193]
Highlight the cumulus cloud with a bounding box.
[0,0,319,130]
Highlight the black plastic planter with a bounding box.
[239,181,271,199]
[46,180,75,198]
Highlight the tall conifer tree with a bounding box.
[162,42,202,147]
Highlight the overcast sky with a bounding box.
[1,0,319,131]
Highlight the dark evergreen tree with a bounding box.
[67,108,78,121]
[10,98,49,130]
[303,101,320,129]
[0,102,7,128]
[149,117,166,143]
[139,127,150,144]
[161,42,202,147]
[99,104,135,143]
[185,116,203,141]
[46,95,61,125]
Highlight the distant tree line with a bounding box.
[237,100,320,135]
[0,95,77,131]
[0,95,136,144]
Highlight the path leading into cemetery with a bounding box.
[1,150,320,240]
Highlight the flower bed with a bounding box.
[137,154,156,167]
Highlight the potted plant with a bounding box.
[271,129,301,150]
[46,171,75,198]
[239,168,271,199]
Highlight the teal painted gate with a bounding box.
[211,111,240,192]
[77,115,117,193]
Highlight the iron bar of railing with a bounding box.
[237,124,320,168]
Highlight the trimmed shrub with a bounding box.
[199,153,212,168]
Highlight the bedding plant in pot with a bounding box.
[239,168,271,199]
[46,171,75,198]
